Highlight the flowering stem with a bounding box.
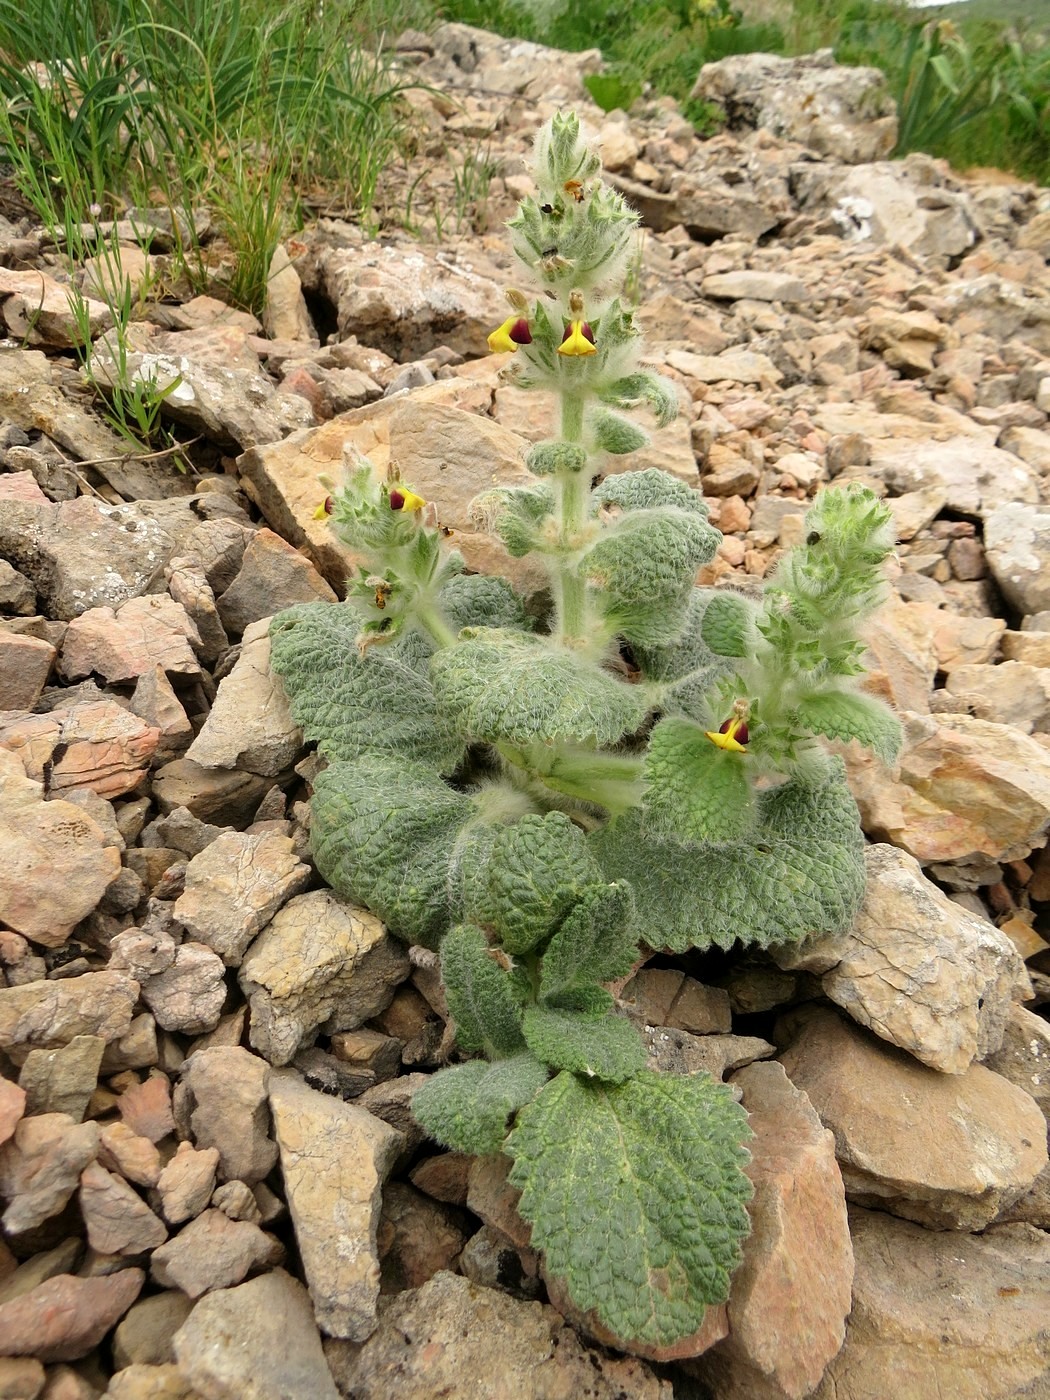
[554,389,588,644]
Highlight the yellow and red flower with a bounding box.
[389,486,426,512]
[705,717,749,752]
[557,320,597,357]
[487,316,533,354]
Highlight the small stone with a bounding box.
[140,943,228,1036]
[118,1073,176,1144]
[112,1289,196,1368]
[149,1208,283,1298]
[58,596,201,686]
[173,830,311,966]
[240,891,409,1066]
[0,633,54,711]
[329,1029,402,1083]
[0,973,139,1066]
[378,1181,467,1293]
[269,1069,402,1340]
[100,1015,160,1076]
[211,1180,261,1224]
[983,1003,1050,1115]
[97,1122,162,1188]
[154,1141,220,1227]
[151,759,271,827]
[2,699,160,801]
[129,666,194,764]
[79,1161,167,1255]
[458,1224,540,1298]
[216,530,336,636]
[173,1269,339,1400]
[18,1037,105,1122]
[0,1240,81,1307]
[0,1357,46,1399]
[175,1047,277,1185]
[0,1268,143,1362]
[408,1152,473,1207]
[984,502,1050,615]
[620,969,732,1034]
[0,1078,27,1148]
[103,1362,196,1400]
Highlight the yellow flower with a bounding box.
[705,717,749,752]
[557,320,597,357]
[312,495,333,520]
[487,316,533,354]
[389,486,426,512]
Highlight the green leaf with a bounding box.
[539,882,637,1004]
[598,373,679,429]
[643,717,756,846]
[438,573,531,633]
[430,629,649,748]
[506,1071,753,1345]
[522,1005,645,1083]
[471,486,554,558]
[310,755,478,950]
[632,589,737,719]
[441,924,526,1057]
[592,469,709,516]
[794,689,902,764]
[590,409,650,456]
[269,603,461,771]
[700,591,754,658]
[526,440,589,476]
[466,812,604,956]
[592,760,866,952]
[412,1053,549,1155]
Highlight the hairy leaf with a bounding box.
[466,812,604,955]
[430,629,649,748]
[794,689,902,764]
[598,372,679,429]
[310,755,478,950]
[643,717,756,845]
[591,409,650,456]
[506,1071,753,1345]
[441,924,526,1056]
[592,468,709,517]
[412,1053,549,1155]
[632,589,737,719]
[269,603,461,771]
[592,760,866,951]
[522,1005,646,1083]
[700,591,754,658]
[539,882,637,1004]
[438,573,531,633]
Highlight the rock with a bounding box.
[97,1122,162,1189]
[408,1151,473,1207]
[619,969,732,1033]
[693,1062,852,1400]
[693,50,896,161]
[0,1114,100,1234]
[1,699,160,801]
[0,1268,143,1362]
[262,243,316,343]
[869,437,1038,518]
[117,1073,176,1144]
[268,1069,402,1340]
[172,1269,339,1400]
[420,21,601,99]
[812,1208,1050,1400]
[846,711,1050,866]
[103,1362,196,1399]
[902,601,1006,674]
[465,1153,530,1251]
[0,633,54,710]
[0,973,139,1065]
[215,530,336,636]
[325,1271,672,1400]
[112,1290,196,1368]
[150,760,271,826]
[0,268,111,347]
[173,830,311,966]
[944,660,1050,733]
[18,1036,106,1121]
[78,1161,167,1255]
[666,347,781,386]
[773,845,1028,1073]
[983,1003,1050,1115]
[984,502,1050,615]
[175,1047,277,1185]
[140,943,228,1036]
[58,596,201,685]
[149,1208,283,1298]
[778,1007,1048,1229]
[458,1224,540,1299]
[128,667,194,764]
[239,892,409,1066]
[0,1078,26,1147]
[154,1142,220,1227]
[377,1181,468,1293]
[0,1357,46,1398]
[701,271,808,304]
[184,621,302,778]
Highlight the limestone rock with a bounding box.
[112,1289,196,1368]
[813,1208,1050,1400]
[984,502,1050,616]
[692,50,896,162]
[240,891,409,1066]
[871,437,1038,518]
[149,1208,283,1298]
[325,1270,672,1400]
[0,632,54,711]
[104,1362,197,1400]
[943,659,1050,733]
[118,1072,176,1144]
[694,1062,851,1400]
[0,268,111,347]
[701,271,808,304]
[774,845,1029,1073]
[150,759,270,826]
[420,22,601,100]
[0,972,139,1065]
[0,1076,26,1146]
[262,243,316,343]
[779,1007,1048,1229]
[18,1035,106,1121]
[175,1047,277,1185]
[184,620,302,778]
[79,1160,167,1255]
[215,529,335,636]
[172,1269,339,1400]
[140,943,228,1036]
[1,699,160,801]
[173,830,311,966]
[269,1069,403,1340]
[154,1141,220,1227]
[58,595,201,685]
[0,1268,143,1363]
[0,1113,100,1234]
[97,1121,163,1189]
[983,1002,1050,1115]
[377,1181,468,1293]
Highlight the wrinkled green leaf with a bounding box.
[794,689,902,764]
[539,882,637,1005]
[522,1005,646,1082]
[441,924,526,1057]
[643,716,756,846]
[700,591,754,658]
[412,1053,549,1155]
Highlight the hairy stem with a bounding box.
[554,389,589,644]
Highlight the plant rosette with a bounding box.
[269,112,899,1353]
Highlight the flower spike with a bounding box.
[487,316,533,354]
[558,320,597,357]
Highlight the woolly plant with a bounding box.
[269,112,899,1350]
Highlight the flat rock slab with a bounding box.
[269,1069,403,1340]
[774,844,1028,1073]
[58,595,202,685]
[778,1007,1048,1230]
[813,1208,1050,1400]
[0,1268,144,1362]
[984,501,1050,616]
[325,1270,673,1400]
[173,1268,340,1400]
[0,971,139,1065]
